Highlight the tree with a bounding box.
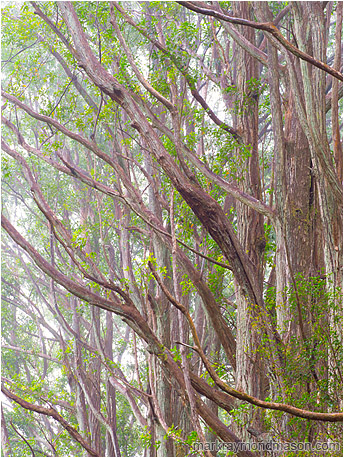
[1,1,342,457]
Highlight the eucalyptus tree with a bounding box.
[1,1,343,457]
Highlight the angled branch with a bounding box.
[2,384,98,457]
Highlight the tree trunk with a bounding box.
[1,405,12,457]
[232,1,266,441]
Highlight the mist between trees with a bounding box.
[1,1,343,457]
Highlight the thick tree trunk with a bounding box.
[291,2,342,303]
[147,155,174,456]
[232,1,266,441]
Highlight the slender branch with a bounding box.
[47,76,75,117]
[2,345,60,363]
[10,421,36,457]
[1,38,42,68]
[2,384,98,457]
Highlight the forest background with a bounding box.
[1,1,343,457]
